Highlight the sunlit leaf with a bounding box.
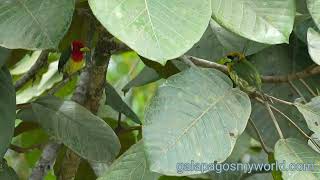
[307,28,320,65]
[296,96,320,135]
[307,0,320,29]
[89,0,211,63]
[211,0,295,44]
[10,51,41,75]
[143,68,251,175]
[275,138,320,179]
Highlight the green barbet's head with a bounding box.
[225,52,245,63]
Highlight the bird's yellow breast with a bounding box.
[64,58,85,75]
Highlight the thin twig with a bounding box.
[9,143,43,153]
[248,118,271,154]
[16,102,32,110]
[264,94,294,106]
[299,79,317,97]
[180,55,197,68]
[261,99,284,139]
[184,55,320,83]
[15,50,49,91]
[184,55,228,73]
[270,104,320,151]
[288,80,307,103]
[270,105,309,139]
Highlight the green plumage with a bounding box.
[220,52,262,93]
[58,46,72,74]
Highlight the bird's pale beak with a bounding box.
[80,47,90,52]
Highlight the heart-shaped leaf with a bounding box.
[88,0,211,63]
[143,68,251,175]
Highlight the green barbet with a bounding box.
[218,52,262,94]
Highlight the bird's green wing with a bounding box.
[231,59,262,91]
[58,46,72,73]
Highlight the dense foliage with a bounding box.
[1,0,320,180]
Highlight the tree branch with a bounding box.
[58,30,118,180]
[29,142,61,180]
[184,55,320,83]
[14,50,49,91]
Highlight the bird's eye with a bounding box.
[227,55,236,61]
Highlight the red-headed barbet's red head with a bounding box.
[71,40,85,62]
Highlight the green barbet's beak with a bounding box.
[80,47,90,52]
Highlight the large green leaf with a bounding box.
[307,0,320,29]
[296,96,320,135]
[274,138,320,179]
[209,19,268,55]
[25,96,121,162]
[307,28,320,65]
[88,0,211,63]
[187,20,268,63]
[0,0,75,50]
[105,82,141,124]
[211,0,295,44]
[143,68,251,175]
[99,141,160,180]
[0,66,16,158]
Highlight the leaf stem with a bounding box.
[261,99,284,139]
[299,79,317,97]
[288,80,307,102]
[248,118,271,154]
[264,94,294,106]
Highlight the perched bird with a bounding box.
[58,40,90,78]
[218,52,262,93]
